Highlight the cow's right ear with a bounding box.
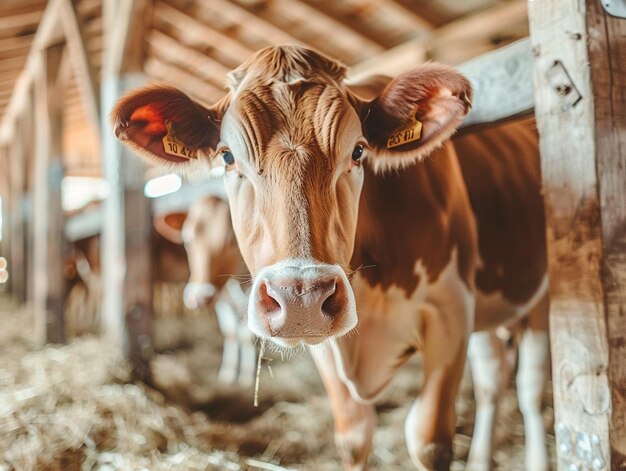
[154,212,187,244]
[111,86,229,167]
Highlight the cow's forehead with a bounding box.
[227,80,357,170]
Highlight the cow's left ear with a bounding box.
[154,212,187,244]
[111,86,229,168]
[358,64,472,171]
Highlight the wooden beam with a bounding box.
[351,0,529,76]
[7,108,28,303]
[152,2,254,67]
[60,0,101,131]
[529,0,626,469]
[242,0,384,63]
[0,56,27,74]
[297,0,431,48]
[0,0,64,143]
[101,0,154,381]
[172,0,304,48]
[147,30,230,89]
[0,36,33,54]
[143,56,226,105]
[0,11,42,36]
[349,39,427,77]
[458,38,534,129]
[102,0,151,78]
[427,0,528,64]
[32,42,67,344]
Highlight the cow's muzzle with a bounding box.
[183,282,217,309]
[248,260,357,347]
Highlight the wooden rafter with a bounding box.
[297,0,430,48]
[103,0,151,77]
[60,0,100,131]
[0,11,42,35]
[148,30,231,88]
[144,56,226,104]
[153,2,254,67]
[427,0,528,63]
[0,36,33,54]
[351,0,528,76]
[168,0,303,48]
[0,0,64,143]
[0,56,26,73]
[234,0,384,63]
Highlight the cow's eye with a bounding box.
[221,149,235,167]
[351,144,364,163]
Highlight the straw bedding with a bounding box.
[0,294,555,470]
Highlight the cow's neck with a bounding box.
[350,142,476,298]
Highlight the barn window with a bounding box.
[144,174,182,198]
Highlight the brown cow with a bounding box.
[112,46,548,471]
[155,195,255,386]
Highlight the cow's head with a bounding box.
[113,46,472,347]
[154,196,246,309]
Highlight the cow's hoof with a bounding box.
[415,442,453,471]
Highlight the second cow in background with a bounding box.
[155,195,256,387]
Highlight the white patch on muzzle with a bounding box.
[183,282,217,309]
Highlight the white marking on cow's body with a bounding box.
[332,249,474,403]
[467,277,549,470]
[213,277,256,386]
[183,282,216,310]
[516,329,549,471]
[474,275,548,331]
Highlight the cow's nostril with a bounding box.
[321,277,344,318]
[259,279,281,314]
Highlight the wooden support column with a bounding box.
[32,42,67,344]
[7,120,27,302]
[0,145,9,266]
[529,1,626,469]
[101,0,153,381]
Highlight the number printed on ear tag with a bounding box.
[386,120,423,149]
[162,122,197,159]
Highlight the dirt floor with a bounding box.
[0,290,556,470]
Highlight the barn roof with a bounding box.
[0,0,528,177]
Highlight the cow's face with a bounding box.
[182,196,245,308]
[113,46,471,347]
[154,197,245,309]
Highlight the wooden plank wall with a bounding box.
[529,0,626,469]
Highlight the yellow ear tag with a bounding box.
[386,119,423,149]
[162,121,198,160]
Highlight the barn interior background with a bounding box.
[0,0,624,470]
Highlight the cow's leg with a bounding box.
[466,329,512,470]
[405,305,469,471]
[516,295,549,471]
[236,320,256,387]
[214,300,239,384]
[311,345,375,471]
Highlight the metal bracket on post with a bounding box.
[545,60,583,111]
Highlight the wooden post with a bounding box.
[101,0,153,381]
[0,145,9,269]
[529,1,626,469]
[32,42,67,344]
[7,122,26,302]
